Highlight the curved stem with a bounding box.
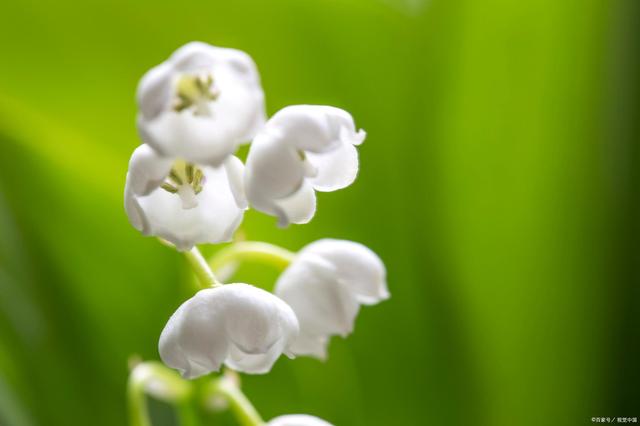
[185,246,222,289]
[204,375,264,426]
[128,375,150,426]
[209,242,296,280]
[128,362,193,426]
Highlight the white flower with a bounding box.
[268,414,334,426]
[137,42,266,166]
[159,284,299,379]
[274,239,388,359]
[244,105,365,227]
[124,144,247,251]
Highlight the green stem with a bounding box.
[185,246,222,289]
[128,362,193,426]
[128,376,150,426]
[209,242,296,278]
[204,376,264,426]
[176,399,200,426]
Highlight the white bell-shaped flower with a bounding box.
[244,105,365,227]
[268,414,334,426]
[159,284,299,379]
[137,42,266,166]
[274,239,388,359]
[124,144,247,251]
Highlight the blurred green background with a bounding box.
[0,0,638,425]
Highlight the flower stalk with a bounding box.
[209,241,296,277]
[176,399,200,426]
[127,377,151,426]
[205,373,265,426]
[128,361,193,426]
[184,246,222,289]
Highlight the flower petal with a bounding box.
[169,41,218,71]
[224,155,248,209]
[274,239,388,359]
[137,62,173,121]
[268,414,334,426]
[306,142,359,192]
[287,333,328,361]
[245,133,306,201]
[275,254,359,339]
[273,180,317,227]
[126,144,173,196]
[302,239,389,304]
[124,184,147,232]
[223,286,295,354]
[225,342,287,374]
[159,289,229,380]
[159,284,299,378]
[245,105,364,224]
[138,116,233,166]
[136,42,266,166]
[265,105,363,153]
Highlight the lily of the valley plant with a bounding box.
[125,42,389,426]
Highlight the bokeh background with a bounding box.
[0,0,638,425]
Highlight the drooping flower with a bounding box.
[268,414,334,426]
[244,105,365,227]
[124,144,247,251]
[274,239,388,359]
[137,42,266,166]
[159,284,299,379]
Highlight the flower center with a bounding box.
[173,73,220,116]
[161,160,206,209]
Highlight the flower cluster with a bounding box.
[125,42,388,425]
[125,43,366,249]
